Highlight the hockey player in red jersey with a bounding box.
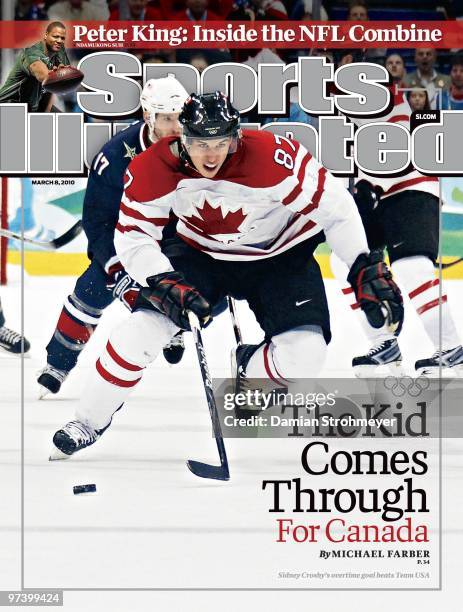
[49,92,403,459]
[331,85,463,377]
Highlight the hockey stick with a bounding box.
[227,296,243,346]
[186,311,230,481]
[0,220,82,250]
[434,257,463,270]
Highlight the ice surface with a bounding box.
[1,267,462,609]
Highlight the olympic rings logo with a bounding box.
[383,375,430,397]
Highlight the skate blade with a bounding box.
[0,348,31,357]
[38,385,51,400]
[354,362,405,379]
[416,365,463,379]
[49,446,71,461]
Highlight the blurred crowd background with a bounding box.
[1,0,463,116]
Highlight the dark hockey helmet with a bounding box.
[179,91,241,140]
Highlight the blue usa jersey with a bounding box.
[82,121,149,269]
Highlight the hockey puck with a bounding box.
[73,484,96,495]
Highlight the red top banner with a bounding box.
[0,20,460,50]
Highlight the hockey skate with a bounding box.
[163,330,185,365]
[37,365,69,398]
[231,344,261,394]
[352,338,403,378]
[230,343,286,420]
[49,420,103,460]
[231,344,263,420]
[415,345,463,377]
[0,326,30,355]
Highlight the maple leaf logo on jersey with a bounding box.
[181,198,247,244]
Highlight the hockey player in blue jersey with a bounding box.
[37,75,189,396]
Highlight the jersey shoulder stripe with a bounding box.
[282,150,313,205]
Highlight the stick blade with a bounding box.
[187,459,230,481]
[51,220,83,249]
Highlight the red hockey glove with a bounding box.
[141,271,211,330]
[347,251,404,335]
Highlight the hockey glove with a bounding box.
[354,179,379,214]
[353,181,384,250]
[142,271,211,330]
[106,263,140,311]
[347,251,404,335]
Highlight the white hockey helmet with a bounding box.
[140,74,189,142]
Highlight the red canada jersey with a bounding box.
[354,86,439,200]
[114,130,368,285]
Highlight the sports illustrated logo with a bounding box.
[384,375,430,398]
[4,55,463,175]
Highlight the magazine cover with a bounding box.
[0,2,462,610]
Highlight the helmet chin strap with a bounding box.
[148,119,158,143]
[179,142,208,176]
[179,143,195,170]
[145,110,167,144]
